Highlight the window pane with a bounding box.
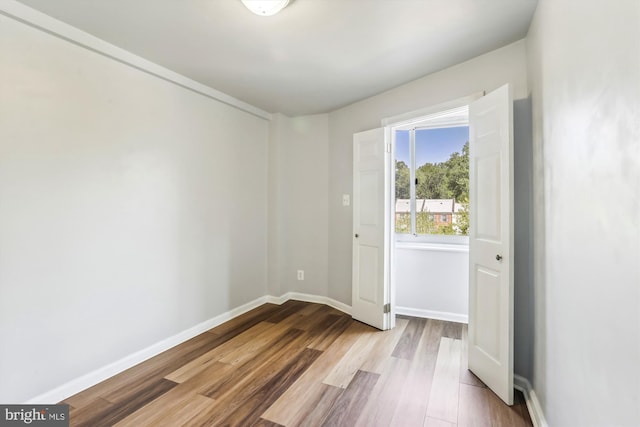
[415,126,469,236]
[395,130,410,234]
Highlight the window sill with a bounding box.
[395,241,469,253]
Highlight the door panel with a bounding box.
[352,128,391,330]
[468,84,514,405]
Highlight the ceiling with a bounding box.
[16,0,538,116]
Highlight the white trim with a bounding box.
[0,0,272,120]
[275,292,352,315]
[514,375,549,427]
[381,92,483,127]
[395,242,469,253]
[396,306,468,324]
[26,293,350,404]
[392,105,469,132]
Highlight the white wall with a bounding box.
[395,246,469,322]
[268,113,329,298]
[526,1,640,425]
[0,14,269,403]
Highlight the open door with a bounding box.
[468,84,514,405]
[352,128,393,330]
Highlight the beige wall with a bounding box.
[0,14,269,402]
[527,0,640,425]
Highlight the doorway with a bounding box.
[352,85,515,404]
[390,106,471,323]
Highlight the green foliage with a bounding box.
[395,141,470,236]
[395,213,411,233]
[415,141,469,201]
[455,202,469,235]
[416,163,448,199]
[395,160,410,199]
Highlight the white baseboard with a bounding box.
[514,375,548,427]
[274,292,352,315]
[27,295,273,404]
[27,293,351,404]
[395,306,468,324]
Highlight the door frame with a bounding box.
[380,89,515,405]
[381,93,484,319]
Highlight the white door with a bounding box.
[468,84,514,405]
[352,128,393,330]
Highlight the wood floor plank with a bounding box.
[187,339,318,426]
[264,300,311,323]
[442,320,463,340]
[306,313,353,351]
[322,324,384,388]
[354,355,412,427]
[360,317,409,374]
[64,331,222,408]
[486,387,530,427]
[112,385,190,427]
[460,324,486,387]
[287,384,344,427]
[321,370,380,426]
[518,403,535,427]
[297,301,328,316]
[153,394,216,427]
[200,328,306,400]
[165,321,274,383]
[513,391,534,426]
[68,398,114,427]
[217,321,300,366]
[100,328,247,405]
[424,417,456,427]
[261,321,368,426]
[426,337,462,424]
[72,379,177,427]
[249,419,285,427]
[390,318,445,426]
[118,361,237,425]
[180,361,237,395]
[114,389,213,427]
[215,348,323,426]
[206,303,281,336]
[279,307,336,338]
[391,317,428,359]
[278,304,338,331]
[458,383,492,427]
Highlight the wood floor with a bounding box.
[61,301,533,427]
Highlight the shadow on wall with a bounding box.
[513,96,535,382]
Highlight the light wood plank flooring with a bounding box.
[61,301,533,426]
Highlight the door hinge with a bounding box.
[383,303,391,314]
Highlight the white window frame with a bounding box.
[386,99,478,246]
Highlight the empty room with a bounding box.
[0,0,638,426]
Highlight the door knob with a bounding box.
[496,254,503,261]
[355,233,359,238]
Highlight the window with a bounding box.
[393,106,469,243]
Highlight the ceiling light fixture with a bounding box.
[241,0,290,16]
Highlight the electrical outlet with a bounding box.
[342,194,350,206]
[297,270,304,280]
